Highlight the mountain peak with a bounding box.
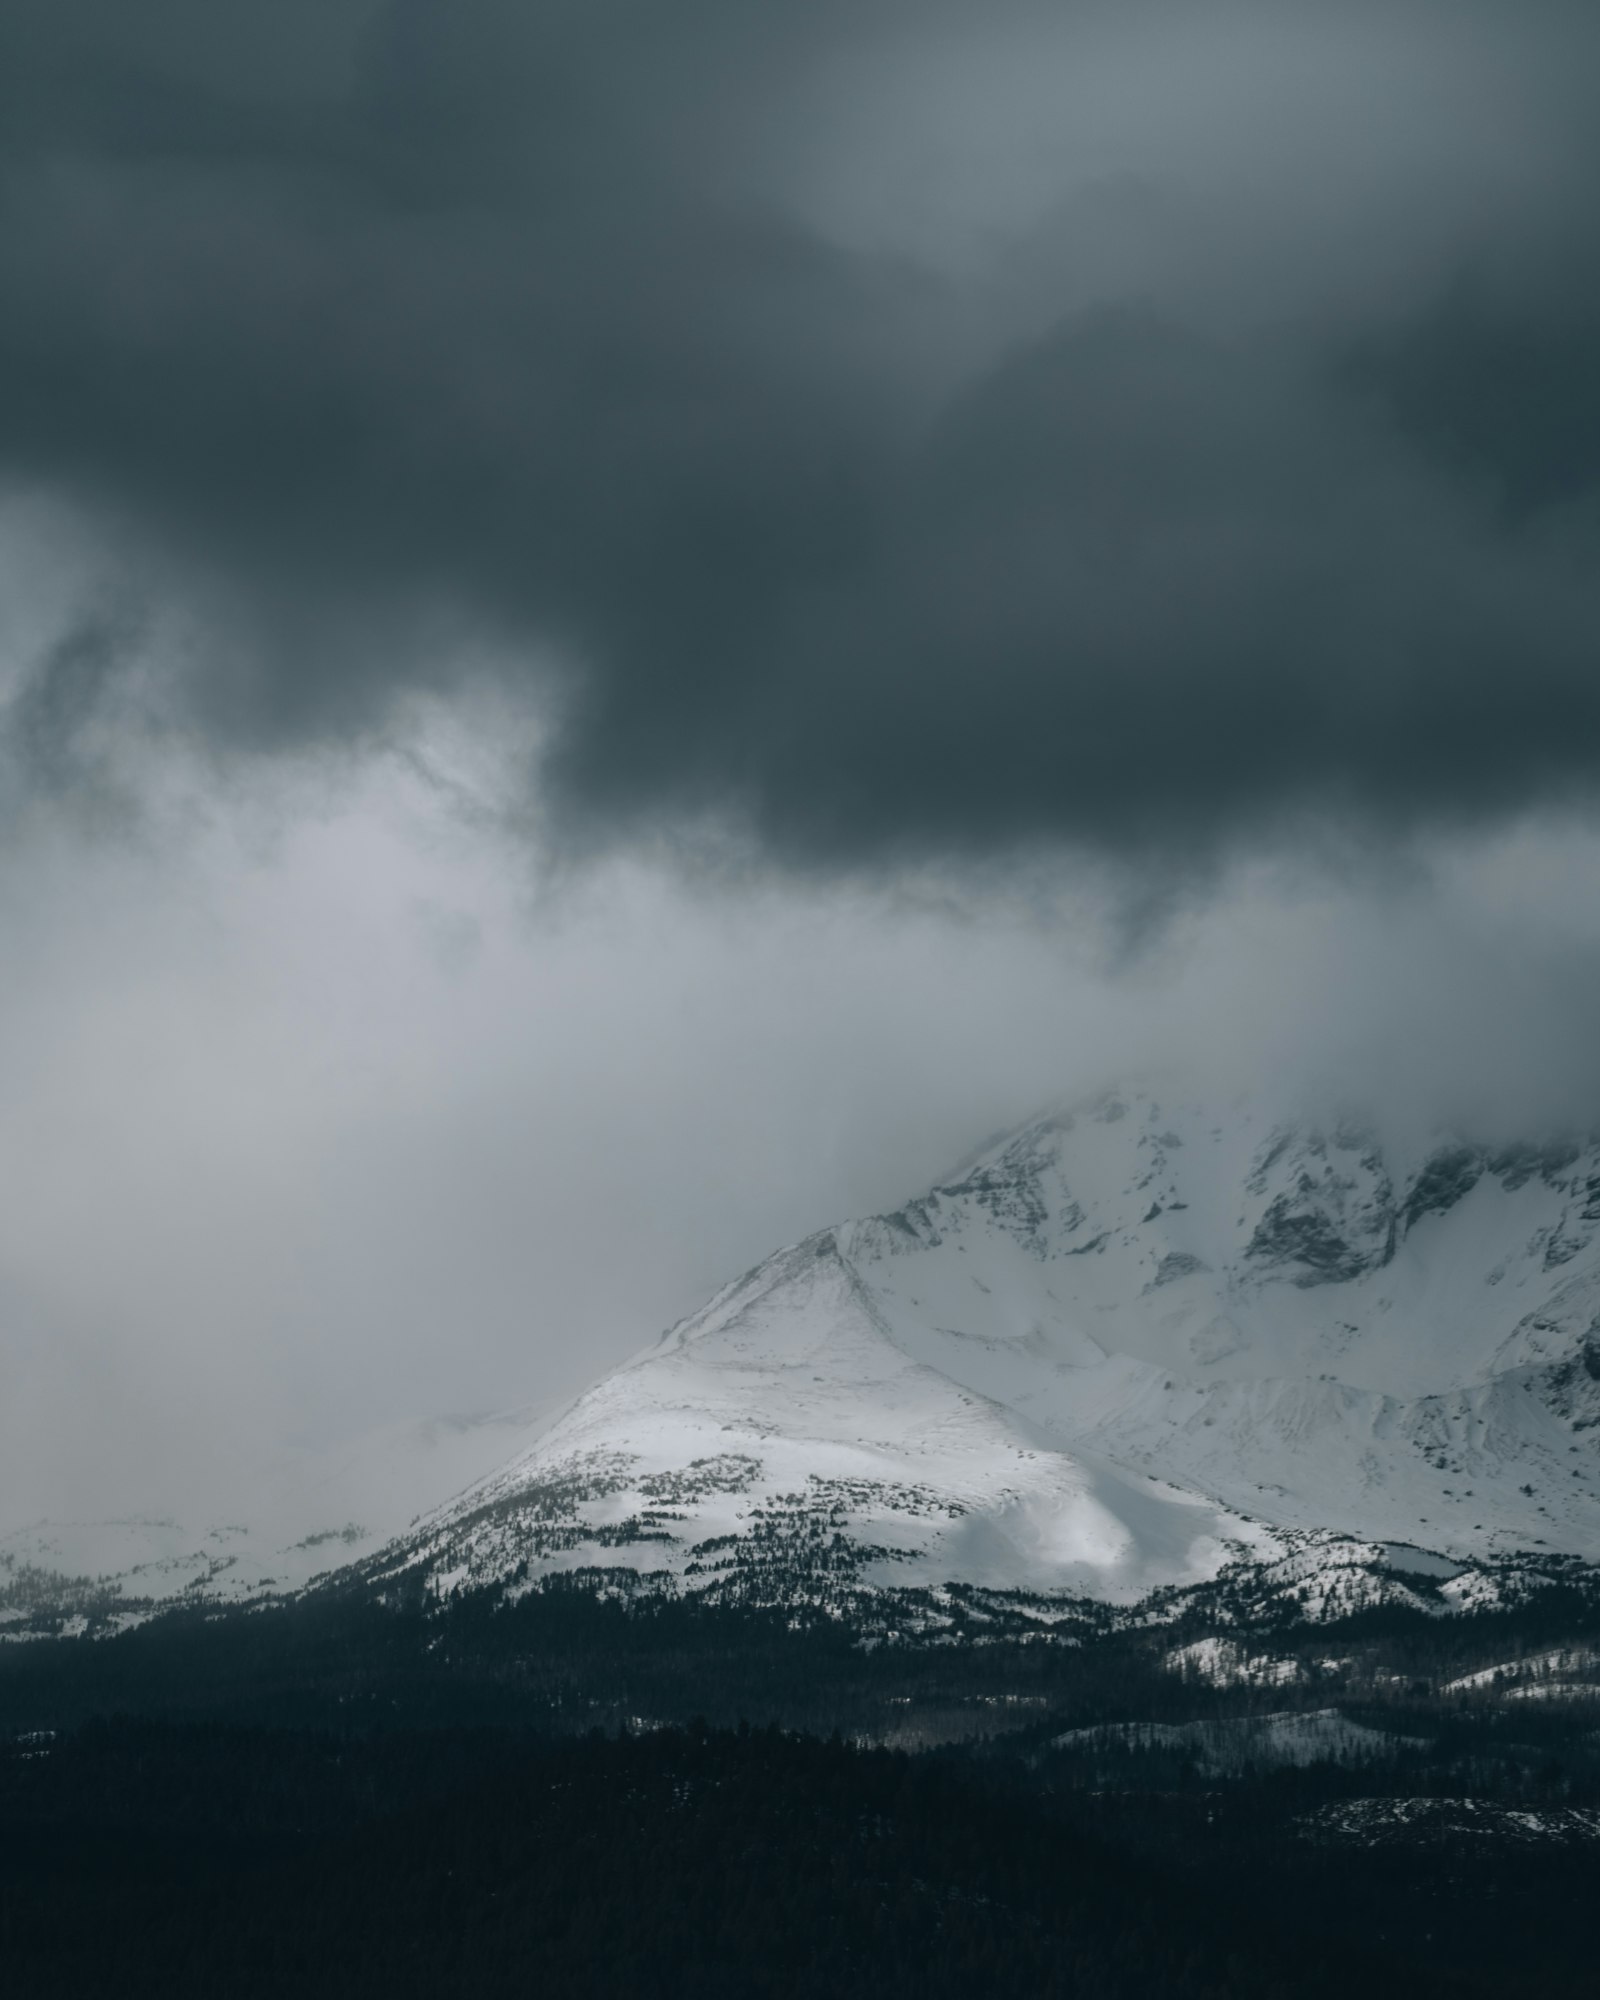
[16,1082,1600,1639]
[342,1083,1600,1627]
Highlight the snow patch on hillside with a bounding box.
[1053,1709,1423,1770]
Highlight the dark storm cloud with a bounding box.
[3,0,1600,868]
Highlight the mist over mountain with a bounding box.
[380,1081,1600,1616]
[7,9,1600,1992]
[14,1078,1600,1641]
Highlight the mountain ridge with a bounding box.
[12,1081,1600,1639]
[353,1084,1600,1629]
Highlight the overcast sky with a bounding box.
[3,2,1600,1523]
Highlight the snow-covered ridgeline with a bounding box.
[13,1083,1600,1636]
[365,1086,1600,1620]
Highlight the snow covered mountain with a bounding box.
[364,1086,1600,1627]
[12,1082,1600,1640]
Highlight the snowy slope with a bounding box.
[15,1083,1600,1635]
[1052,1709,1425,1770]
[1302,1799,1600,1846]
[369,1086,1600,1620]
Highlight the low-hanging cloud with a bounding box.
[2,0,1600,873]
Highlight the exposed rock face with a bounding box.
[1402,1146,1487,1232]
[1241,1125,1397,1287]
